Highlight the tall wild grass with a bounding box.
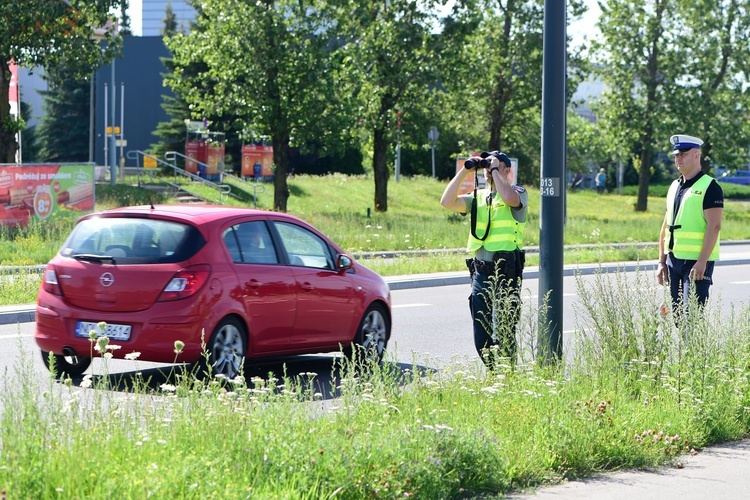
[2,271,750,498]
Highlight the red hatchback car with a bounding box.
[35,205,391,379]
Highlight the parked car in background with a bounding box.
[35,205,392,379]
[712,166,729,178]
[717,170,750,186]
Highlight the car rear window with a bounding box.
[60,217,205,264]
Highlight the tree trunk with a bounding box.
[373,126,389,212]
[636,147,652,212]
[272,132,290,213]
[0,59,18,163]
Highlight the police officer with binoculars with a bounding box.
[441,151,528,368]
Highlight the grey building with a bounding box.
[94,36,173,167]
[129,0,196,36]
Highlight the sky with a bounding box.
[435,0,601,50]
[569,0,602,50]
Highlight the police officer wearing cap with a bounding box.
[441,151,527,367]
[658,134,723,313]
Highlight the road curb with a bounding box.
[4,257,750,325]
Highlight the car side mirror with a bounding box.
[337,254,353,271]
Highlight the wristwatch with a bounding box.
[489,167,499,175]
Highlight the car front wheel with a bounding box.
[206,317,247,379]
[41,350,91,378]
[351,304,389,363]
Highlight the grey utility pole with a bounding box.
[428,126,439,178]
[537,0,566,364]
[109,60,117,186]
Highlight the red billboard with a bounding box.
[185,140,205,175]
[241,144,274,178]
[206,143,225,175]
[9,61,19,117]
[0,164,95,227]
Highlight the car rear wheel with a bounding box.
[206,317,247,379]
[350,304,389,363]
[40,350,91,378]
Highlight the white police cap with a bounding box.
[669,134,703,155]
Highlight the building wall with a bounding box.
[130,0,196,36]
[94,36,174,167]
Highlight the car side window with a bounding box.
[224,221,278,265]
[273,221,333,269]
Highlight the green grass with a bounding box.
[3,271,750,497]
[2,174,750,305]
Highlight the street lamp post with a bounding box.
[428,126,439,178]
[109,59,116,185]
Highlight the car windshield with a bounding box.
[59,217,205,264]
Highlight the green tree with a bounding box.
[36,67,90,162]
[425,0,587,185]
[332,0,441,212]
[162,0,178,37]
[594,0,678,212]
[594,0,750,211]
[670,0,750,171]
[119,0,132,36]
[0,0,120,163]
[19,101,40,162]
[166,0,336,212]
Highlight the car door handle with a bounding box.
[300,282,314,291]
[246,279,261,291]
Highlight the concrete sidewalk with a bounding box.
[510,438,750,499]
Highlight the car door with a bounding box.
[271,221,356,348]
[223,220,296,353]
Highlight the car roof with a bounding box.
[88,204,291,225]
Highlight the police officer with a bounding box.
[440,151,527,367]
[657,134,723,313]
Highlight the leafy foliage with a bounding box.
[36,67,90,163]
[166,0,337,212]
[0,0,121,162]
[593,0,750,211]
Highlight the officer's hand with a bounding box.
[657,262,668,285]
[691,261,707,281]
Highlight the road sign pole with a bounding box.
[109,60,116,186]
[538,0,566,364]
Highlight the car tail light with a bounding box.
[157,264,211,302]
[42,265,63,296]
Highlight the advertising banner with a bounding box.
[0,164,95,227]
[241,144,274,178]
[185,140,206,175]
[206,143,225,175]
[9,61,19,117]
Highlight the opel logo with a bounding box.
[100,272,115,287]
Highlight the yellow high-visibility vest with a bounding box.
[665,174,720,260]
[467,190,525,252]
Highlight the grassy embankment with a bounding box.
[2,174,750,305]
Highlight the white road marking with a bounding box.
[0,333,33,339]
[393,303,432,309]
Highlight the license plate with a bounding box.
[75,321,132,341]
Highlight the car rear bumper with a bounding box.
[35,298,211,363]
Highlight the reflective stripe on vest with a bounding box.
[467,190,525,252]
[665,175,720,260]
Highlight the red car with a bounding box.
[35,205,391,379]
